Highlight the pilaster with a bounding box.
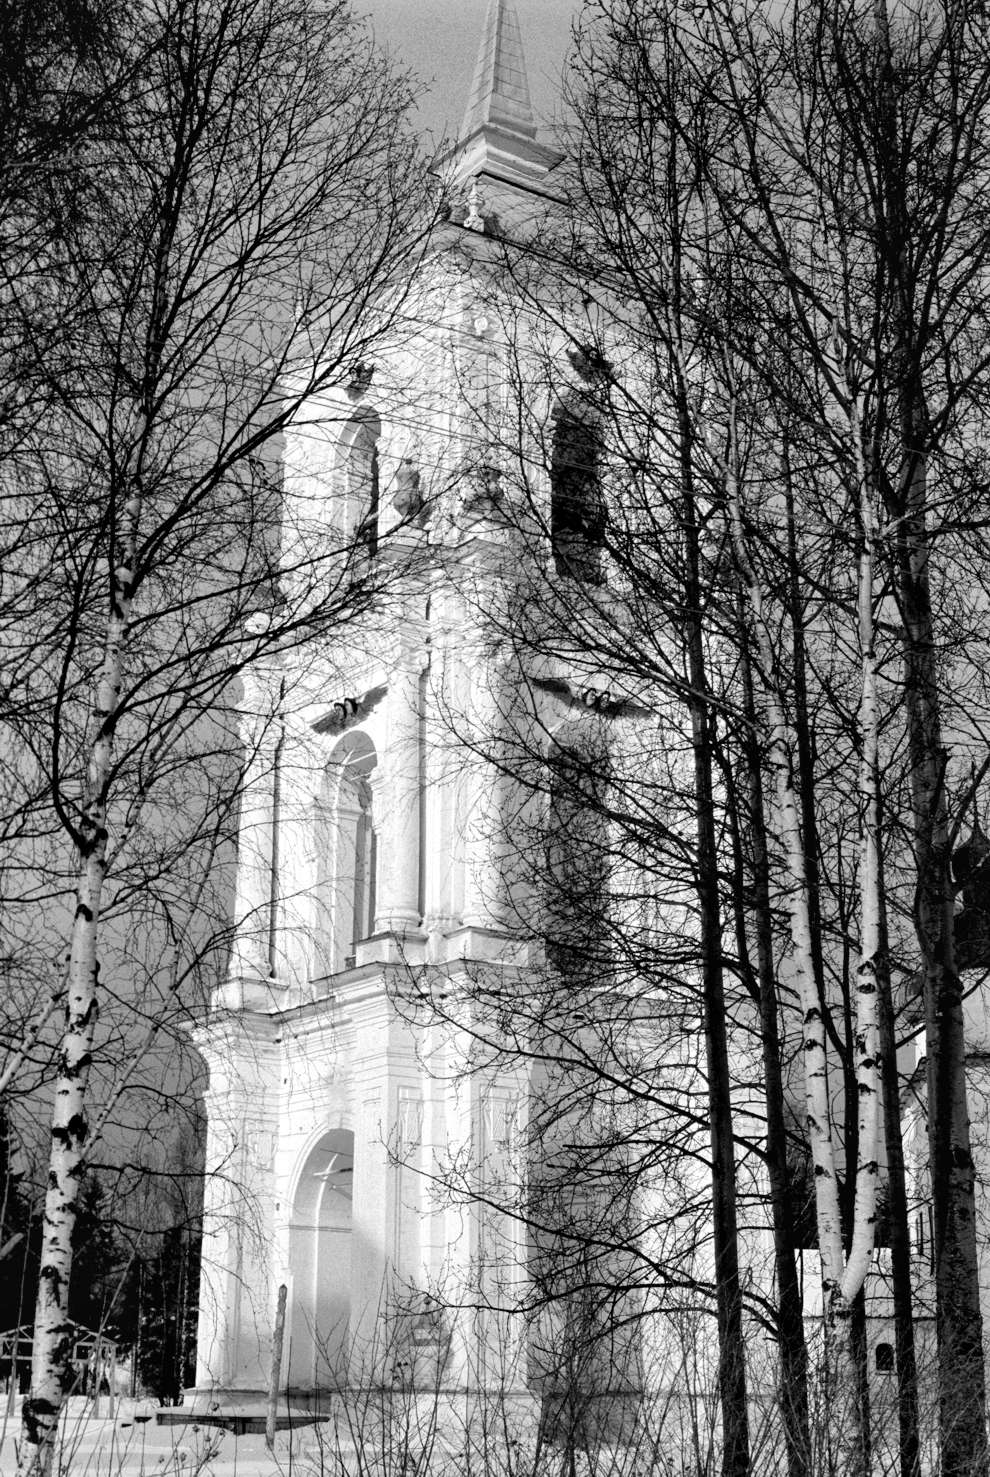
[192,1012,282,1394]
[462,646,517,933]
[333,973,428,1380]
[374,645,428,934]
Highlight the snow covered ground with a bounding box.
[0,1397,333,1476]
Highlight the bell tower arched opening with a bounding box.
[550,400,604,584]
[288,1128,354,1391]
[321,731,378,973]
[543,729,610,978]
[337,411,381,557]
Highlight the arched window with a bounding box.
[337,413,381,557]
[550,402,605,583]
[323,732,377,972]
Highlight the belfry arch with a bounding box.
[288,1128,355,1391]
[321,730,378,974]
[549,393,605,584]
[336,410,381,556]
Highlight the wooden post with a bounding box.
[6,1336,18,1417]
[132,1260,142,1399]
[266,1284,288,1451]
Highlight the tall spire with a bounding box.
[460,0,537,143]
[446,0,563,205]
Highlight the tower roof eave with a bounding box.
[442,123,565,194]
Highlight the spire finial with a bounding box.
[460,0,538,143]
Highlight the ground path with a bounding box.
[0,1397,332,1476]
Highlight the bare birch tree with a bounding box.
[550,1,990,1472]
[0,1,434,1471]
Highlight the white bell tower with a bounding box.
[191,0,567,1414]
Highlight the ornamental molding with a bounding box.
[314,683,388,737]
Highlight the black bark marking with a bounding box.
[21,1395,60,1442]
[38,1265,64,1296]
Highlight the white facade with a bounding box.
[189,0,818,1430]
[193,595,542,1398]
[191,0,618,1406]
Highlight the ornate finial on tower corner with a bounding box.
[458,459,506,526]
[567,343,613,383]
[392,458,425,520]
[464,178,486,232]
[347,361,375,398]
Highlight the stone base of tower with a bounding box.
[157,1385,550,1452]
[191,905,542,1409]
[156,1391,331,1434]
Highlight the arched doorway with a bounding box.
[288,1129,354,1390]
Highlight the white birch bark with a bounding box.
[721,374,868,1469]
[840,387,881,1303]
[0,991,66,1098]
[722,387,846,1294]
[16,483,142,1477]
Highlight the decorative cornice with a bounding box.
[530,673,652,720]
[313,683,387,736]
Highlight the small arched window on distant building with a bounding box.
[875,1342,895,1374]
[550,397,605,583]
[337,412,381,558]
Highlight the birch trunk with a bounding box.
[875,876,921,1477]
[723,385,869,1470]
[675,377,750,1477]
[16,485,142,1477]
[870,0,986,1458]
[841,395,881,1309]
[849,23,917,1470]
[738,625,811,1477]
[894,392,987,1477]
[724,403,844,1276]
[783,438,863,1288]
[781,458,831,1055]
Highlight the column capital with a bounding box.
[387,640,429,676]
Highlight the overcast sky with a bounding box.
[362,0,580,144]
